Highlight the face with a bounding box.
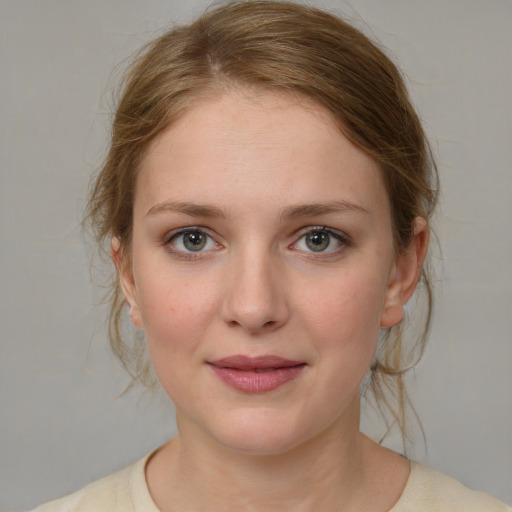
[118,90,424,455]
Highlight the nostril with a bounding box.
[226,318,278,332]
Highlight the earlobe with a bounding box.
[380,218,429,328]
[111,237,144,329]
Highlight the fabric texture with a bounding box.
[32,454,511,511]
[392,462,510,511]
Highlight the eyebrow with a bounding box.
[146,201,226,218]
[279,201,371,221]
[146,200,370,220]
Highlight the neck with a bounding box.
[144,398,407,512]
[181,420,362,510]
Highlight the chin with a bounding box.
[204,408,321,457]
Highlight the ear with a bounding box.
[111,237,144,329]
[380,218,429,328]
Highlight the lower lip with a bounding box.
[209,364,306,393]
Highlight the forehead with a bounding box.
[136,90,388,218]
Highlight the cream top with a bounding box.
[33,453,511,511]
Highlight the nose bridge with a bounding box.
[221,240,289,333]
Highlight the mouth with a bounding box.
[208,355,306,393]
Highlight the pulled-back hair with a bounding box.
[86,0,438,443]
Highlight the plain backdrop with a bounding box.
[1,1,511,510]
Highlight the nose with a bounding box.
[220,247,290,334]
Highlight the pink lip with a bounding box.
[208,355,306,393]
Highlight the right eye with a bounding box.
[291,226,350,255]
[167,228,218,253]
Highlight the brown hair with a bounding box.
[86,0,438,443]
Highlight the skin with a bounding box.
[115,90,428,511]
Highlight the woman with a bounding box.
[34,1,510,510]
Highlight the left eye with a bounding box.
[294,228,347,253]
[169,229,217,252]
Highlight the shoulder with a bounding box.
[30,453,159,512]
[392,461,511,512]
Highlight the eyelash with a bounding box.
[291,226,351,258]
[163,225,351,260]
[164,227,220,261]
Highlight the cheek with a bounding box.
[135,272,219,406]
[295,270,386,364]
[134,264,219,358]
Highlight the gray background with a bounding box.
[1,1,511,510]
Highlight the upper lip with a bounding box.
[208,355,304,370]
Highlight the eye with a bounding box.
[168,228,218,253]
[293,227,349,253]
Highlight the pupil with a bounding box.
[184,232,206,251]
[306,231,329,252]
